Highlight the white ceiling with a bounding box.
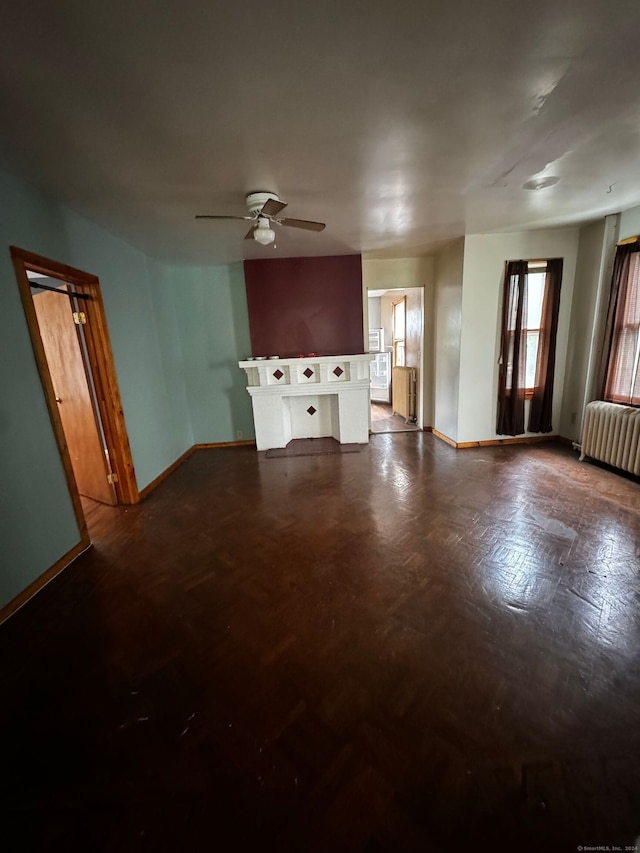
[2,1,640,265]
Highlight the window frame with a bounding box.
[507,261,547,399]
[604,247,640,407]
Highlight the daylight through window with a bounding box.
[505,263,546,396]
[604,248,640,406]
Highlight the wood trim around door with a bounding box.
[11,246,139,505]
[392,295,407,368]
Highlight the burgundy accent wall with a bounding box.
[243,255,364,358]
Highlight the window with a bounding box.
[504,263,546,397]
[523,266,546,396]
[392,297,406,367]
[497,258,563,436]
[604,248,640,406]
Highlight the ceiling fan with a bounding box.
[195,191,326,245]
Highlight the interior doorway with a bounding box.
[368,286,423,434]
[31,276,117,505]
[11,247,139,534]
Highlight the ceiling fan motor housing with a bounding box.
[245,191,280,216]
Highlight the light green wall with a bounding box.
[0,171,82,606]
[146,258,194,459]
[172,263,254,443]
[0,168,252,610]
[61,209,196,489]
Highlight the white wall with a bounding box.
[362,256,435,426]
[619,204,640,240]
[560,205,640,443]
[362,257,434,291]
[367,296,381,330]
[433,239,464,441]
[559,218,615,440]
[457,229,579,444]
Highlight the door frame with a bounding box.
[11,246,139,511]
[364,285,425,429]
[391,295,407,367]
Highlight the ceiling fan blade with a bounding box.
[261,198,287,217]
[278,217,326,232]
[244,225,257,239]
[195,214,253,221]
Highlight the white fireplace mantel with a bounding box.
[238,354,374,451]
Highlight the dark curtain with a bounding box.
[497,260,528,435]
[528,258,563,433]
[600,241,640,402]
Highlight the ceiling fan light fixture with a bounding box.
[195,191,325,242]
[254,219,275,245]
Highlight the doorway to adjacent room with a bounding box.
[367,285,423,434]
[11,246,138,539]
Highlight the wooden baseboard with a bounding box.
[432,429,458,447]
[139,440,257,501]
[433,429,561,449]
[0,538,90,625]
[138,446,196,500]
[423,426,433,433]
[457,435,559,449]
[3,439,257,621]
[194,440,256,449]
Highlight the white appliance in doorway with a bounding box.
[369,328,391,403]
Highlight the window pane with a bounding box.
[609,327,639,400]
[629,255,640,324]
[525,270,544,389]
[605,252,640,404]
[501,264,547,391]
[527,273,545,330]
[393,300,405,339]
[506,277,522,331]
[396,343,405,367]
[525,330,539,389]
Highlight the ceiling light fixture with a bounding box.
[253,217,275,245]
[522,176,560,191]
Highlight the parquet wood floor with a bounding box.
[2,435,640,852]
[371,402,420,433]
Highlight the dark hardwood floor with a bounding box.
[2,435,640,852]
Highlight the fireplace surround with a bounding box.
[238,354,373,451]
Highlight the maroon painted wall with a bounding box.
[243,255,364,358]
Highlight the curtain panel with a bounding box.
[497,260,528,436]
[529,258,563,433]
[602,241,640,406]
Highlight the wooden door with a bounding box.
[33,289,116,505]
[392,297,406,367]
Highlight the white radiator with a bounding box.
[392,366,416,421]
[580,401,640,475]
